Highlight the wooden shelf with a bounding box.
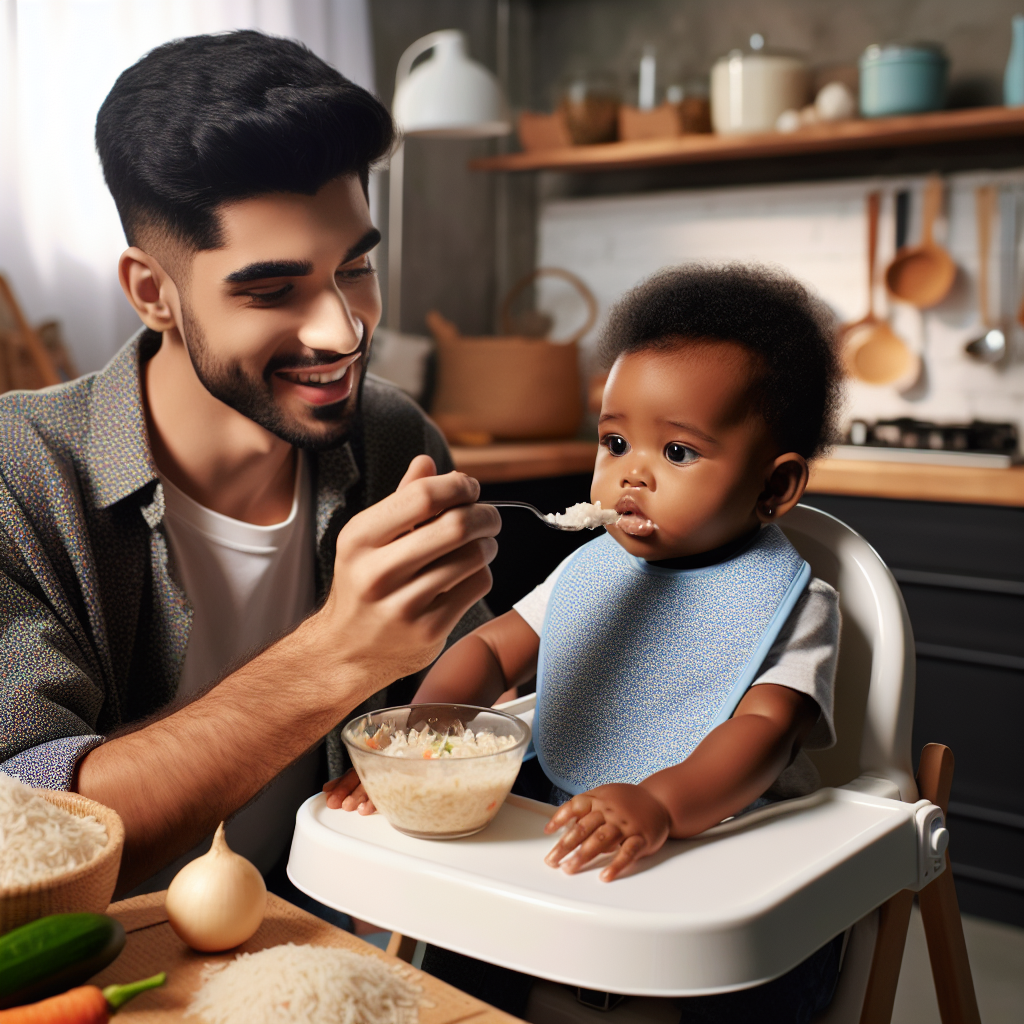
[451,440,1024,506]
[471,106,1024,174]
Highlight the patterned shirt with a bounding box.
[0,328,488,790]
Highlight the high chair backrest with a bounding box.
[780,504,917,801]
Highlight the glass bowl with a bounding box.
[341,704,531,839]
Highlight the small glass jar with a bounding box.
[558,72,620,145]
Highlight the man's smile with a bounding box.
[273,354,361,406]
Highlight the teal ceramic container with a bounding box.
[859,43,948,118]
[1006,15,1024,106]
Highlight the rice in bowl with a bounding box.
[341,705,530,839]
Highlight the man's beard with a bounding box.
[180,303,364,451]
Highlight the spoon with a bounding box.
[842,191,918,386]
[964,184,1006,365]
[480,500,618,532]
[885,175,957,309]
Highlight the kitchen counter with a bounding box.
[451,441,1024,507]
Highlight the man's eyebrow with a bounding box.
[342,227,382,264]
[224,260,314,284]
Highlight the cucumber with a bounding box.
[0,913,126,1008]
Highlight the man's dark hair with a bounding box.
[96,30,394,250]
[598,264,843,459]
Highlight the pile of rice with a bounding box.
[0,772,108,888]
[187,944,424,1024]
[545,501,619,530]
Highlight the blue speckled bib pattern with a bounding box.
[535,525,810,795]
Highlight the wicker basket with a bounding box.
[427,268,597,445]
[0,791,125,935]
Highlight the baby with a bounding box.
[331,262,842,869]
[327,263,846,1019]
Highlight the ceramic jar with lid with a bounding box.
[859,43,948,117]
[710,35,810,134]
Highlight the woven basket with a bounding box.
[0,791,125,935]
[427,268,596,445]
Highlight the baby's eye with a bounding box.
[664,442,698,465]
[602,434,630,457]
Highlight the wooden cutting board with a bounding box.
[92,892,519,1024]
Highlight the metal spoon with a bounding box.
[964,185,1006,365]
[479,500,616,532]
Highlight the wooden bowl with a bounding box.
[0,791,124,934]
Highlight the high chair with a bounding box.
[288,504,980,1024]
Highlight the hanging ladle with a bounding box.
[843,191,918,385]
[885,175,956,309]
[964,185,1006,364]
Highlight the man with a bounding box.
[0,30,500,896]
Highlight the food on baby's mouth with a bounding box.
[345,718,526,838]
[544,501,619,530]
[616,514,657,537]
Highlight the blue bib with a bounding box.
[534,525,811,795]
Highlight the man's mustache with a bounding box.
[263,331,369,380]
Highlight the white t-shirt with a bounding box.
[514,550,840,798]
[132,456,318,892]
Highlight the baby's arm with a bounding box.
[324,611,539,811]
[545,683,818,881]
[413,610,540,706]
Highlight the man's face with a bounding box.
[591,344,776,560]
[177,175,382,449]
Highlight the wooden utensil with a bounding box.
[842,192,918,385]
[964,185,1006,364]
[884,175,957,308]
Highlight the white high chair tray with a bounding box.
[287,782,942,996]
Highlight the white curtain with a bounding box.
[0,0,376,373]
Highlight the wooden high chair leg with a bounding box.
[386,932,417,963]
[915,744,981,1024]
[857,888,914,1024]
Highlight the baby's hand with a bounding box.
[323,768,377,813]
[543,784,671,882]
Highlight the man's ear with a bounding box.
[118,247,180,333]
[755,453,809,523]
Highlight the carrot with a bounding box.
[0,974,165,1024]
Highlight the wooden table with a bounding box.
[93,893,518,1024]
[451,440,1024,506]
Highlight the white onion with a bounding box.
[166,822,267,952]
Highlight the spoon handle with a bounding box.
[975,185,995,329]
[866,192,880,319]
[921,176,943,247]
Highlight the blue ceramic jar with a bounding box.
[859,43,948,118]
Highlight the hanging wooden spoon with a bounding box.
[884,175,957,309]
[843,192,918,385]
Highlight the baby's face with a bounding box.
[592,343,780,561]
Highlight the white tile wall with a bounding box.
[537,170,1024,436]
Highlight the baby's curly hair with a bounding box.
[597,263,844,460]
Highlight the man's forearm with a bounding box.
[76,614,378,894]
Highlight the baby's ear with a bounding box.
[755,453,808,523]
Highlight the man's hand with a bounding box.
[323,769,376,813]
[315,454,501,700]
[543,784,671,882]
